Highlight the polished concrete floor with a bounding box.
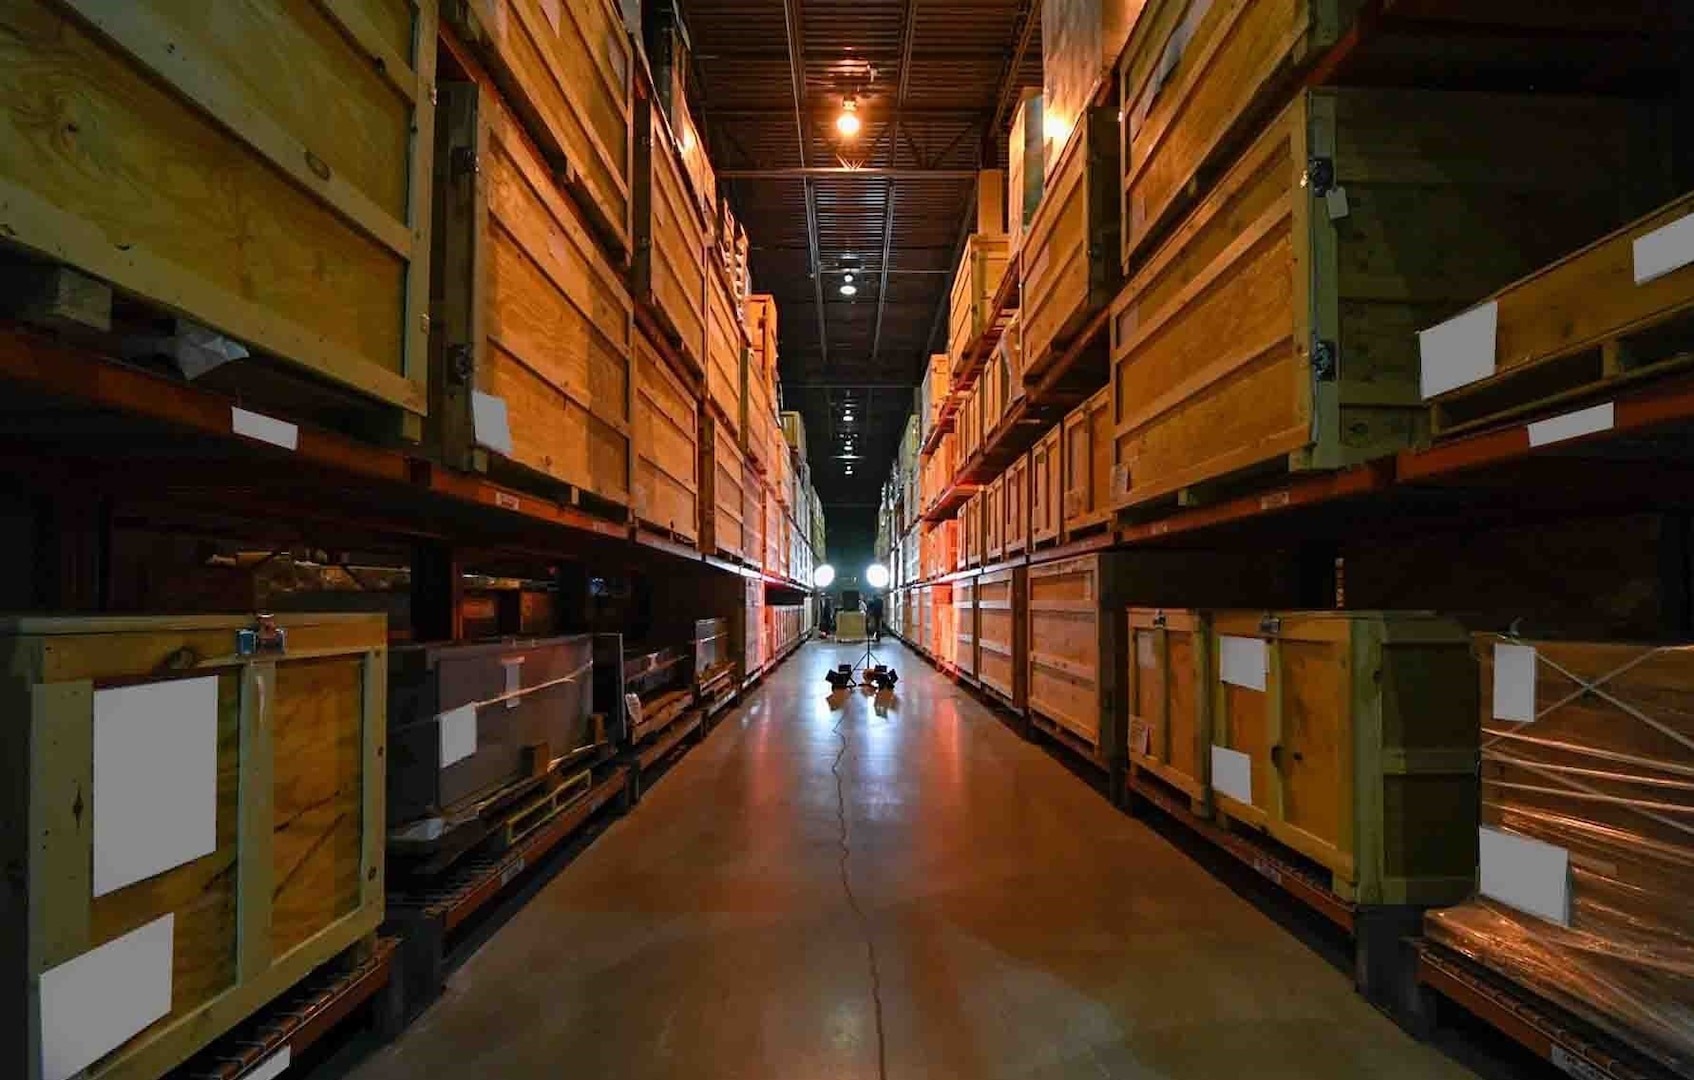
[350,638,1476,1080]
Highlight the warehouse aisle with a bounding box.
[349,639,1471,1080]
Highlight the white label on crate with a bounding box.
[1211,746,1253,805]
[93,677,219,897]
[472,391,514,456]
[439,703,478,768]
[499,857,525,887]
[1549,1046,1608,1080]
[1480,826,1571,927]
[1492,643,1538,723]
[1632,210,1694,285]
[39,914,174,1080]
[1324,185,1351,220]
[538,0,561,33]
[249,1045,292,1080]
[1136,633,1157,670]
[1129,718,1152,757]
[1218,635,1267,691]
[1526,402,1614,448]
[1418,301,1498,399]
[502,656,524,710]
[232,406,299,451]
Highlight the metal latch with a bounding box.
[1305,156,1335,197]
[1311,339,1338,381]
[236,614,287,656]
[1259,613,1282,636]
[447,343,474,383]
[450,146,480,180]
[1152,610,1167,628]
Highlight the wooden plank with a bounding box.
[633,96,709,367]
[633,328,700,540]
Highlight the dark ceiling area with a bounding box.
[676,0,1042,539]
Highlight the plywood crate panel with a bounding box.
[0,614,386,1080]
[0,0,436,425]
[1004,453,1031,554]
[701,412,746,560]
[743,353,778,468]
[981,339,1010,440]
[978,565,1027,708]
[744,576,764,674]
[1021,107,1122,372]
[1060,386,1112,538]
[954,574,979,678]
[1029,426,1063,546]
[983,474,1006,561]
[958,385,981,462]
[455,0,633,255]
[1111,88,1672,511]
[932,582,957,669]
[632,329,698,540]
[434,74,632,507]
[1127,609,1210,808]
[742,458,763,568]
[1028,554,1125,753]
[920,352,951,441]
[747,294,779,384]
[1208,611,1478,905]
[960,492,984,570]
[633,95,708,369]
[949,233,1013,367]
[705,266,748,435]
[1042,0,1138,182]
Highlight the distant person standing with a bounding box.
[865,592,884,642]
[820,594,836,635]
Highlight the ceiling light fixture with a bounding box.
[839,283,857,297]
[836,96,861,138]
[843,273,854,283]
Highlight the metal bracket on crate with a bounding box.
[1311,339,1338,381]
[450,145,480,180]
[1305,156,1336,197]
[236,613,287,656]
[447,343,474,384]
[1259,613,1282,636]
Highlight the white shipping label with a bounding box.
[1418,301,1498,399]
[1480,826,1571,926]
[1526,402,1614,448]
[1136,633,1157,671]
[1632,210,1694,285]
[472,391,514,456]
[1129,718,1152,757]
[1218,635,1267,691]
[439,703,478,768]
[250,1046,292,1080]
[1211,746,1253,805]
[93,676,219,897]
[538,0,561,33]
[1325,186,1351,220]
[232,407,299,451]
[1492,643,1538,723]
[502,656,524,710]
[39,914,174,1080]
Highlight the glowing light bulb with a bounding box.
[836,97,861,138]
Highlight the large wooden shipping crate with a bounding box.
[1208,611,1478,905]
[932,582,957,669]
[763,486,783,577]
[1060,386,1112,540]
[743,355,778,470]
[1021,107,1122,373]
[954,575,979,680]
[632,93,709,368]
[1027,555,1126,760]
[949,234,1013,366]
[744,577,764,675]
[961,492,984,570]
[1126,609,1211,810]
[978,565,1027,709]
[434,71,632,508]
[453,0,633,256]
[388,635,595,827]
[632,330,698,540]
[1042,0,1138,182]
[920,353,951,440]
[701,412,747,560]
[1008,89,1046,253]
[1004,452,1031,554]
[1111,88,1672,510]
[983,474,1006,562]
[1426,637,1694,1075]
[741,458,763,568]
[1029,426,1063,547]
[746,295,779,386]
[1,614,386,1080]
[1422,190,1694,435]
[705,268,749,435]
[0,0,438,431]
[958,385,981,462]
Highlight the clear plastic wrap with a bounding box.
[1425,638,1694,1074]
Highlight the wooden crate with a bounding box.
[1021,107,1122,373]
[1042,0,1138,183]
[961,492,984,570]
[700,412,746,561]
[0,0,437,431]
[705,266,748,435]
[747,294,779,385]
[434,71,632,509]
[632,329,698,541]
[742,347,777,468]
[744,576,764,675]
[978,565,1027,709]
[453,0,633,256]
[632,94,708,369]
[1060,386,1112,540]
[1029,426,1063,547]
[1027,554,1126,757]
[1002,311,1029,407]
[1424,190,1694,436]
[764,486,783,577]
[983,473,1006,562]
[1009,89,1045,254]
[1004,452,1031,554]
[741,457,763,568]
[949,233,1013,367]
[1126,609,1211,810]
[981,340,1009,442]
[1,614,386,1080]
[921,353,951,440]
[932,582,957,669]
[954,574,979,679]
[1208,611,1478,906]
[1110,88,1673,511]
[958,385,981,462]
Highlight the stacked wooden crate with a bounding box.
[1003,453,1031,556]
[919,353,951,443]
[1027,554,1127,772]
[703,412,748,562]
[1059,387,1112,541]
[1008,89,1046,255]
[954,575,979,681]
[977,565,1027,709]
[633,330,699,540]
[1028,426,1063,548]
[982,473,1006,563]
